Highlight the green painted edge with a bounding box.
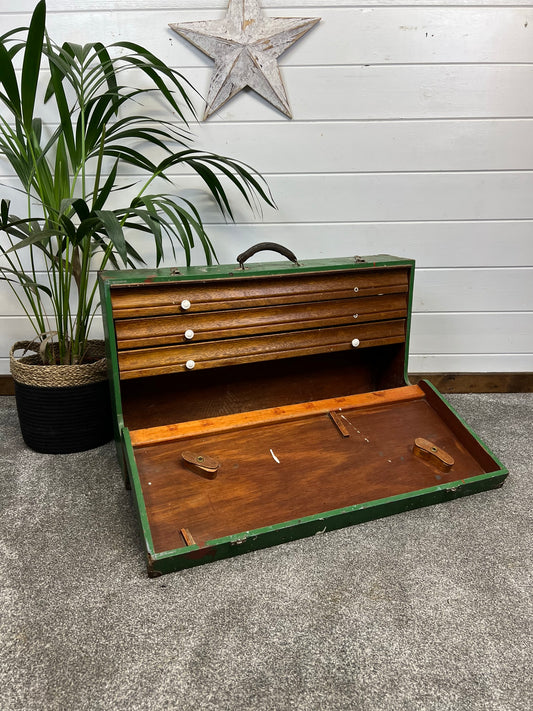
[99,254,415,286]
[146,469,507,575]
[404,261,416,384]
[98,275,125,457]
[122,427,155,557]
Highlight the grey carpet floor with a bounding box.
[0,393,531,711]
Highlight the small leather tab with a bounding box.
[181,450,220,479]
[413,438,454,472]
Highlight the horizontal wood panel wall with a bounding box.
[1,1,532,375]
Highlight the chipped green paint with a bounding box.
[146,468,507,576]
[98,274,126,469]
[99,254,415,287]
[122,427,155,556]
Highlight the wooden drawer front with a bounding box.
[115,293,408,350]
[110,267,409,318]
[117,319,406,379]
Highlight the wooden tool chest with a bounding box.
[99,249,507,577]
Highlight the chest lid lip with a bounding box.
[99,254,415,288]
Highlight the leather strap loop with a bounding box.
[236,242,299,269]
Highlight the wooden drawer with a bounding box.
[114,293,408,349]
[110,267,409,318]
[117,319,406,379]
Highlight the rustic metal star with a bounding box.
[169,0,320,120]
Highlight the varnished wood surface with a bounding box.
[118,319,406,379]
[130,384,424,447]
[111,268,409,318]
[133,393,491,554]
[115,294,408,350]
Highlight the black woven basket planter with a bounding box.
[10,341,113,454]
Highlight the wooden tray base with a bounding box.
[130,383,499,556]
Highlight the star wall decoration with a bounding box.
[169,0,320,120]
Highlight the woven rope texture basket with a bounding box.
[10,340,108,387]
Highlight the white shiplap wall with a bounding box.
[1,0,532,374]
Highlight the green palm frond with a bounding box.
[0,0,275,364]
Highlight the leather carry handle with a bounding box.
[236,242,299,269]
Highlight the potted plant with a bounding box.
[0,1,274,453]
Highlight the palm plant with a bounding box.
[0,0,274,365]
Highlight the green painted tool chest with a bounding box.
[99,248,507,577]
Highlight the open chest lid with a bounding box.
[99,251,507,577]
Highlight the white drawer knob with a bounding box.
[353,287,359,293]
[180,299,191,310]
[185,359,196,370]
[351,338,360,348]
[184,329,195,340]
